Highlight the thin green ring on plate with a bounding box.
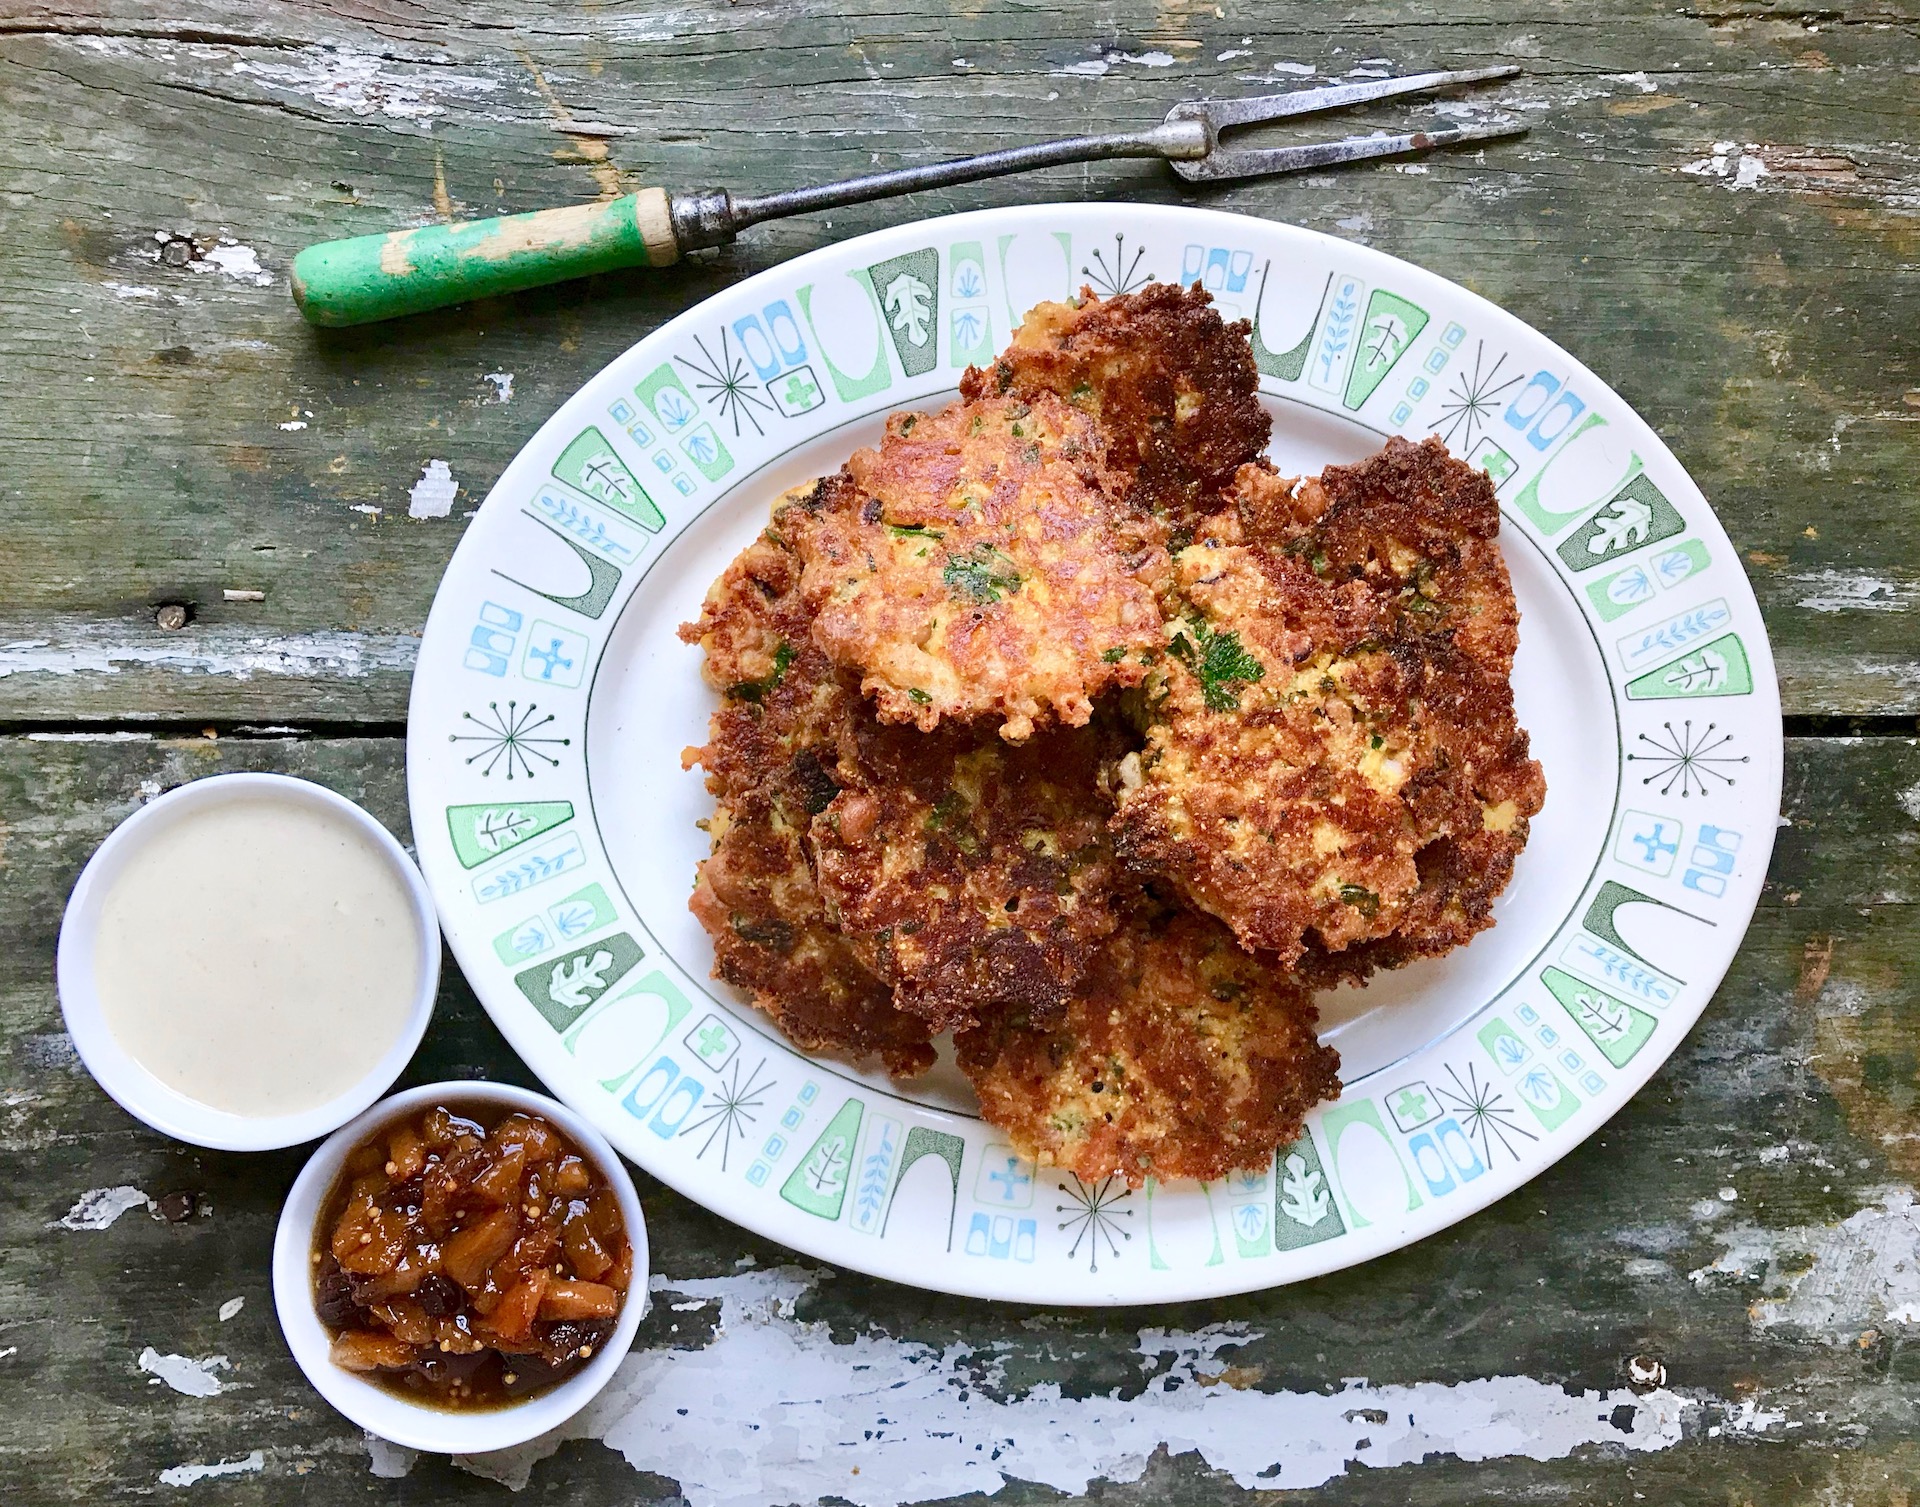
[407,203,1781,1304]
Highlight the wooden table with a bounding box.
[5,3,1917,1501]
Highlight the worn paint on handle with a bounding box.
[291,189,678,327]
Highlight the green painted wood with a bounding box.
[292,195,660,328]
[0,1,1915,723]
[2,731,1917,1502]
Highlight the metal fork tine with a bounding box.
[1171,120,1528,183]
[1183,64,1520,132]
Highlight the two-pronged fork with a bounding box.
[292,65,1522,327]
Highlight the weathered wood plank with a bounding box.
[1,1,1916,723]
[2,731,1916,1502]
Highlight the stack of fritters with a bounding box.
[683,282,1543,1187]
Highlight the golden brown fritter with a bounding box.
[687,805,935,1078]
[1111,438,1545,967]
[1233,436,1519,674]
[961,282,1271,520]
[786,394,1165,742]
[679,523,936,1077]
[956,902,1340,1186]
[810,715,1129,1035]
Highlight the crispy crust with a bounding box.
[1111,437,1545,966]
[688,803,936,1077]
[679,525,937,1077]
[956,902,1340,1186]
[961,282,1270,520]
[811,715,1129,1034]
[786,395,1166,742]
[1246,435,1520,675]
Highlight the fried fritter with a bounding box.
[1111,438,1545,967]
[810,715,1128,1034]
[961,282,1270,520]
[687,804,935,1077]
[786,394,1165,742]
[1232,436,1519,674]
[956,902,1340,1186]
[680,523,937,1077]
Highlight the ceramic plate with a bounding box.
[407,204,1781,1304]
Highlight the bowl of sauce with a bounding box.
[58,773,439,1150]
[273,1082,648,1451]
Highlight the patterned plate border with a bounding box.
[407,204,1782,1304]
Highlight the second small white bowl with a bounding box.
[272,1080,650,1453]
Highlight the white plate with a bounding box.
[407,204,1781,1303]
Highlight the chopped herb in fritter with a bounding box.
[728,639,795,703]
[1338,883,1380,917]
[943,543,1024,605]
[1169,618,1266,712]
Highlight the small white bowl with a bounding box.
[273,1080,649,1452]
[57,772,439,1151]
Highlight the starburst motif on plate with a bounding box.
[1429,341,1521,452]
[1057,1173,1134,1272]
[676,329,774,438]
[1081,234,1153,298]
[447,701,570,780]
[1435,1061,1536,1166]
[1627,720,1749,798]
[681,1056,775,1171]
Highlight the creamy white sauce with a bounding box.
[92,796,420,1117]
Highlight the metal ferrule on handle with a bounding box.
[290,188,679,328]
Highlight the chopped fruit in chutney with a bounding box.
[313,1102,631,1409]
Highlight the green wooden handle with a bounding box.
[291,188,679,327]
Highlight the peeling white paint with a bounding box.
[193,240,274,287]
[278,419,307,430]
[104,282,162,299]
[405,1267,1724,1502]
[409,459,459,518]
[24,730,154,741]
[1053,48,1177,77]
[1681,142,1772,190]
[140,1348,231,1397]
[1217,49,1252,61]
[0,627,417,681]
[53,1186,153,1230]
[1269,61,1317,76]
[1609,71,1659,93]
[1791,569,1917,615]
[1898,780,1920,824]
[234,48,498,128]
[218,1297,245,1322]
[159,1451,264,1488]
[367,1435,420,1479]
[1691,1189,1920,1339]
[483,372,514,403]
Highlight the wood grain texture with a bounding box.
[2,1,1917,1500]
[2,731,1918,1503]
[1,0,1916,722]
